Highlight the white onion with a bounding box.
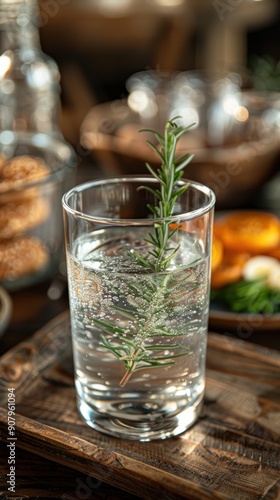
[242,256,280,286]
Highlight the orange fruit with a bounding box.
[216,211,280,254]
[266,245,280,261]
[170,217,205,234]
[211,261,243,289]
[211,249,249,289]
[211,234,223,271]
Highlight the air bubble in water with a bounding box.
[143,403,159,410]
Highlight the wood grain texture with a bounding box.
[0,310,71,404]
[0,314,279,500]
[0,439,141,499]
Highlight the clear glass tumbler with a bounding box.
[62,176,215,441]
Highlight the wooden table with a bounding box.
[0,282,140,499]
[0,280,279,499]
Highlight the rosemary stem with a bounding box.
[119,369,133,388]
[119,348,138,387]
[118,274,169,386]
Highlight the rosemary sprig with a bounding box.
[95,271,196,387]
[95,117,196,386]
[132,117,194,272]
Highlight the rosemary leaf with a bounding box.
[145,140,165,162]
[94,318,125,335]
[175,154,194,172]
[145,162,162,182]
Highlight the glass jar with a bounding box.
[0,131,76,291]
[0,0,62,136]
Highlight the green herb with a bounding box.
[250,55,280,92]
[211,279,280,314]
[94,117,196,386]
[95,269,200,387]
[132,117,194,272]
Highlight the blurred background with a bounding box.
[1,0,280,219]
[37,0,280,144]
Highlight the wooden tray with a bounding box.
[0,311,279,500]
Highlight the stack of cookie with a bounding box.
[0,155,50,283]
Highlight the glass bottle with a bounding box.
[0,0,62,136]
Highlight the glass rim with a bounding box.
[62,176,216,225]
[0,131,76,192]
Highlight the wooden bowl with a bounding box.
[0,286,12,337]
[80,94,280,209]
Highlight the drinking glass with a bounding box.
[62,176,215,441]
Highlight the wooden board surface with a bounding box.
[0,311,279,500]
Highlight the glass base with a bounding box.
[77,394,204,441]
